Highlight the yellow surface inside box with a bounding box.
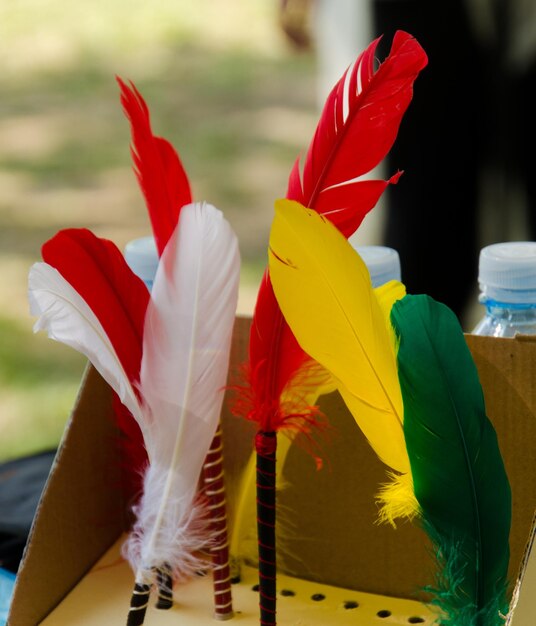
[40,536,436,625]
[8,317,536,625]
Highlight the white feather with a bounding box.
[124,201,240,581]
[28,262,142,423]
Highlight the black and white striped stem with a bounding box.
[203,424,234,620]
[255,431,277,626]
[155,563,173,609]
[126,581,151,626]
[126,562,172,626]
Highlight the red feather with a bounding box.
[41,228,151,495]
[117,76,192,255]
[288,30,427,234]
[112,393,147,500]
[116,79,195,503]
[236,31,427,435]
[42,228,149,391]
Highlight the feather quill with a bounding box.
[390,295,512,626]
[268,199,415,521]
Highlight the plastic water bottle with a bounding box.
[472,241,536,337]
[353,245,401,287]
[124,236,158,291]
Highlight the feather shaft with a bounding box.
[202,425,234,619]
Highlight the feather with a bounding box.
[28,261,143,424]
[117,76,192,256]
[268,200,512,623]
[268,199,416,521]
[39,228,151,486]
[29,203,240,611]
[124,201,240,584]
[118,75,196,507]
[240,28,427,437]
[41,228,149,395]
[119,79,236,620]
[390,294,512,625]
[287,29,428,234]
[231,32,426,623]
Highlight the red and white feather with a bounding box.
[28,202,240,585]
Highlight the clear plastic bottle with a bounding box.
[124,236,158,291]
[472,241,536,337]
[353,245,402,287]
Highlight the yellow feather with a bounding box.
[375,280,407,331]
[268,199,417,520]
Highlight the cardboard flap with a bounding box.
[8,364,129,626]
[507,511,536,625]
[465,335,536,589]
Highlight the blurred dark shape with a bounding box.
[278,0,536,328]
[0,450,56,573]
[374,0,536,325]
[279,0,314,50]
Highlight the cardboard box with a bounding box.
[7,316,536,625]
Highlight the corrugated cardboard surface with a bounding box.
[7,364,130,626]
[508,513,536,625]
[8,317,536,624]
[465,334,536,588]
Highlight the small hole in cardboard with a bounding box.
[343,600,359,609]
[230,576,241,584]
[281,589,295,597]
[311,593,325,601]
[408,618,425,624]
[252,584,260,592]
[377,609,392,618]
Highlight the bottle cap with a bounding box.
[478,241,536,303]
[353,245,401,287]
[124,236,158,288]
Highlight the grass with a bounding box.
[0,0,318,462]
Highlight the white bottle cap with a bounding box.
[124,236,158,288]
[353,245,401,287]
[478,241,536,304]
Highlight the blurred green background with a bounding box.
[0,0,319,461]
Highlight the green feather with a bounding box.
[390,294,512,626]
